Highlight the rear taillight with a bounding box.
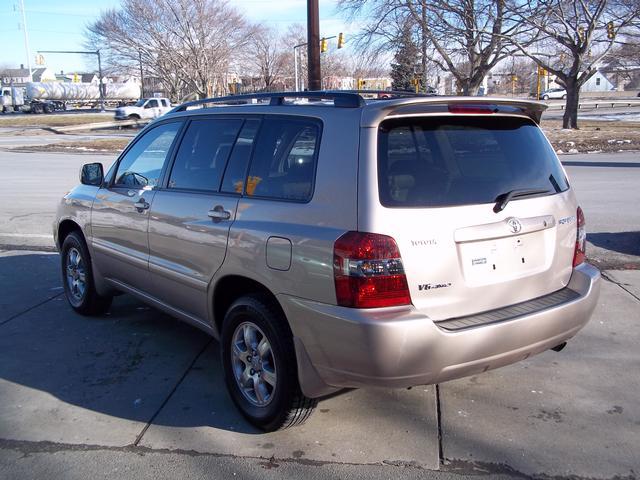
[333,231,411,308]
[573,207,586,267]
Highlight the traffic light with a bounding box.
[337,32,345,49]
[578,26,585,42]
[320,37,328,53]
[607,21,615,40]
[357,78,366,90]
[35,54,45,65]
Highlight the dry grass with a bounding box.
[12,137,130,154]
[0,113,112,127]
[541,119,640,153]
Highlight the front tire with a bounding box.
[221,295,317,431]
[543,95,550,100]
[61,232,112,315]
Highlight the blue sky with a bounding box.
[0,0,349,74]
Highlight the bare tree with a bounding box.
[86,0,252,100]
[246,25,288,90]
[339,0,532,95]
[507,0,640,128]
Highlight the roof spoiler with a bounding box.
[361,97,548,127]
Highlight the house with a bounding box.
[0,66,56,86]
[582,70,615,92]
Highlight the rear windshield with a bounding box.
[377,116,569,208]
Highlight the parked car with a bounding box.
[55,91,600,431]
[540,88,567,100]
[114,97,172,120]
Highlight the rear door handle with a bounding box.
[134,199,150,211]
[208,206,231,222]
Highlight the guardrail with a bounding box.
[545,99,640,110]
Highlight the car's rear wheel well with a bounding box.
[58,220,83,249]
[213,276,286,335]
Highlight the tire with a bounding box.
[128,114,140,120]
[543,95,549,100]
[61,232,112,315]
[43,104,53,114]
[221,295,317,431]
[561,94,567,99]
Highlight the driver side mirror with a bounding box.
[80,162,104,186]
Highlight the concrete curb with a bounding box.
[46,119,150,134]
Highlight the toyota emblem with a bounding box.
[507,217,522,234]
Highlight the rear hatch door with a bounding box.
[367,114,578,320]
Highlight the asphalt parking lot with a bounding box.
[0,147,639,479]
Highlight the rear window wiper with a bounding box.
[493,188,551,213]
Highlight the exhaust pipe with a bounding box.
[551,342,567,352]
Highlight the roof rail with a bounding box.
[170,91,365,113]
[329,89,437,98]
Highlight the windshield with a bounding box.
[134,99,146,107]
[377,116,569,208]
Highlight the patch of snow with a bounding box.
[556,149,564,154]
[568,148,579,154]
[565,141,575,147]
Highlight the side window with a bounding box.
[114,122,181,188]
[168,118,243,192]
[161,99,168,107]
[221,119,260,194]
[245,118,320,201]
[146,99,158,108]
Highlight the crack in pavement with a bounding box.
[0,292,64,327]
[0,438,636,480]
[133,338,213,446]
[442,458,638,480]
[601,271,640,303]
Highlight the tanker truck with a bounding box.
[1,81,141,113]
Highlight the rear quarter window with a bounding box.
[244,117,321,202]
[378,116,569,208]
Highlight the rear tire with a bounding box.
[61,232,112,315]
[543,95,550,100]
[128,114,140,120]
[221,295,317,431]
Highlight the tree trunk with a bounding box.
[562,81,580,129]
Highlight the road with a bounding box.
[0,148,639,479]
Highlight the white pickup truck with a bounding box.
[114,97,172,120]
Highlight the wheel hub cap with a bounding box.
[65,247,86,301]
[231,322,277,407]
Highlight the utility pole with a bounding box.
[307,0,321,91]
[19,0,33,82]
[138,49,144,99]
[96,50,105,112]
[294,47,299,91]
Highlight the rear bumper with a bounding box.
[280,263,601,398]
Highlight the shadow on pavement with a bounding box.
[0,252,256,435]
[0,252,440,467]
[588,231,640,257]
[0,254,437,454]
